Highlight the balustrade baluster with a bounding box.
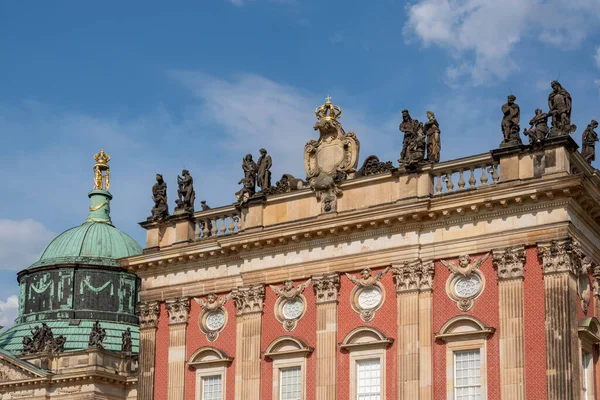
[202,219,210,238]
[211,218,218,237]
[480,165,489,186]
[435,173,443,194]
[219,217,227,235]
[491,164,499,184]
[227,215,235,234]
[195,222,201,239]
[468,167,477,187]
[234,215,242,231]
[443,173,454,192]
[457,169,466,190]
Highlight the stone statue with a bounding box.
[356,156,394,177]
[21,337,33,355]
[548,81,576,137]
[121,328,132,353]
[399,110,421,160]
[88,321,106,349]
[22,323,65,355]
[200,200,210,211]
[399,110,426,169]
[500,95,522,147]
[242,154,257,188]
[582,120,599,165]
[424,110,441,162]
[236,155,258,207]
[51,335,66,353]
[197,293,230,311]
[175,169,195,213]
[151,174,169,221]
[523,109,549,145]
[256,148,272,190]
[263,174,306,196]
[269,279,312,300]
[345,267,390,287]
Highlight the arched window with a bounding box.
[436,315,495,399]
[187,347,233,400]
[264,336,313,400]
[579,317,600,400]
[340,327,394,400]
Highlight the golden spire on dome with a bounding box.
[315,95,342,121]
[93,148,111,192]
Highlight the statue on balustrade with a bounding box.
[399,110,425,170]
[199,200,212,236]
[257,148,272,191]
[22,323,65,355]
[263,174,306,195]
[175,169,195,214]
[242,154,257,189]
[424,110,441,162]
[88,321,106,349]
[548,81,576,137]
[500,94,522,148]
[121,328,133,354]
[523,109,549,145]
[200,200,211,211]
[582,120,599,165]
[151,174,169,221]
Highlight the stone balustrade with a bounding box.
[429,153,499,195]
[194,205,242,240]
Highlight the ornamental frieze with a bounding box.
[195,293,230,341]
[270,279,311,331]
[231,285,265,315]
[0,362,31,383]
[312,273,341,304]
[166,297,190,325]
[492,246,526,280]
[441,254,489,312]
[138,301,160,329]
[346,268,389,322]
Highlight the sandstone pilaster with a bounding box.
[137,301,160,400]
[165,297,190,400]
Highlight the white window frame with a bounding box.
[354,357,383,399]
[582,351,594,400]
[195,366,226,400]
[264,336,312,400]
[453,349,483,399]
[272,356,306,400]
[578,317,600,400]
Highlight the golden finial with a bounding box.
[93,148,111,191]
[315,95,342,121]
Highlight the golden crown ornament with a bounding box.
[315,95,342,121]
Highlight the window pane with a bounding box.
[280,366,302,400]
[202,375,222,400]
[454,350,481,400]
[357,359,381,400]
[582,352,594,400]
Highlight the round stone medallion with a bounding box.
[357,287,382,310]
[205,310,226,331]
[454,275,481,298]
[282,298,304,320]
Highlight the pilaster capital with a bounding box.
[392,260,435,293]
[492,246,526,280]
[137,301,160,330]
[312,273,341,304]
[537,238,582,276]
[165,297,191,325]
[231,285,265,315]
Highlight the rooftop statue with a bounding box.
[356,156,394,177]
[236,154,258,207]
[305,96,360,213]
[548,81,576,137]
[121,327,132,354]
[21,323,65,355]
[257,148,272,191]
[424,111,441,163]
[151,174,169,221]
[93,148,111,191]
[398,109,425,169]
[88,321,107,349]
[263,174,306,195]
[582,120,599,165]
[523,109,549,145]
[175,169,195,214]
[500,95,522,148]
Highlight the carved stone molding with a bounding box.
[593,264,600,298]
[0,363,30,382]
[537,238,582,276]
[492,246,526,280]
[346,268,389,322]
[231,285,265,315]
[57,386,82,394]
[579,256,593,314]
[138,301,160,330]
[392,261,435,293]
[270,279,311,331]
[195,293,230,341]
[312,273,341,304]
[165,297,190,325]
[442,254,489,312]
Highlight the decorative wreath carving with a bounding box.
[442,254,489,312]
[270,279,311,331]
[345,267,389,322]
[195,293,230,342]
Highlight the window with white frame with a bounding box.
[202,375,223,400]
[280,366,302,400]
[582,351,594,400]
[454,350,482,400]
[264,336,312,400]
[356,359,381,400]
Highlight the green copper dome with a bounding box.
[30,190,142,269]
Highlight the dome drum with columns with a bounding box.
[0,150,143,354]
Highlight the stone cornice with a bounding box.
[123,174,583,275]
[137,301,160,330]
[165,297,190,325]
[492,246,526,280]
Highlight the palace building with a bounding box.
[119,92,600,400]
[0,150,142,399]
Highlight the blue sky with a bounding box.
[0,0,599,326]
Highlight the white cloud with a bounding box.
[330,32,344,44]
[595,47,600,69]
[0,296,18,328]
[0,219,55,271]
[229,0,244,6]
[404,0,600,85]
